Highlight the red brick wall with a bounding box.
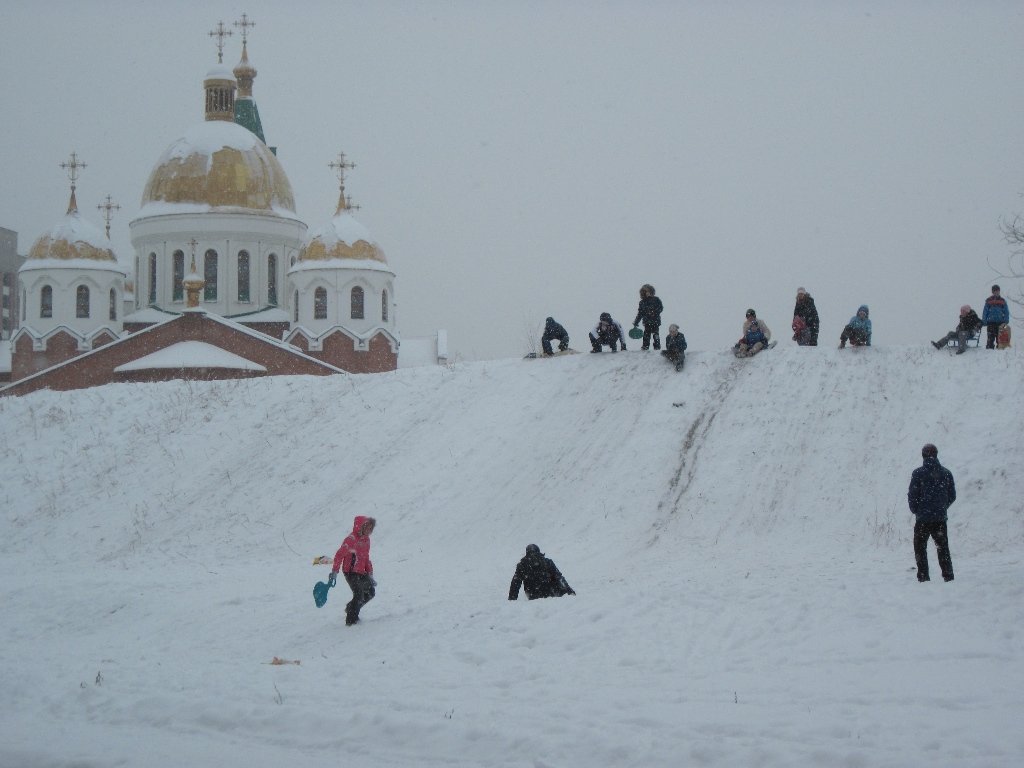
[3,313,341,396]
[289,330,397,374]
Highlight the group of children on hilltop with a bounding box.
[542,284,688,370]
[539,283,1011,366]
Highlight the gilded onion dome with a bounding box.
[299,208,387,264]
[27,191,117,262]
[139,120,295,213]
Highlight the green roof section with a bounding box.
[234,98,267,146]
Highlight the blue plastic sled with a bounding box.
[313,580,332,608]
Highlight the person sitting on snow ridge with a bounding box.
[839,305,872,348]
[661,323,688,370]
[734,309,771,357]
[931,305,982,355]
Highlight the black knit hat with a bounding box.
[922,444,938,458]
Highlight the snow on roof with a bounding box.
[21,257,126,274]
[133,200,303,223]
[289,257,395,275]
[205,64,236,80]
[228,306,290,322]
[164,121,260,165]
[122,307,180,324]
[113,341,267,372]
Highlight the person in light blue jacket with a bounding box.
[839,305,872,348]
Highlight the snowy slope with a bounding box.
[1,345,1022,767]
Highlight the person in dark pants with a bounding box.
[632,284,664,351]
[508,544,575,600]
[931,305,982,354]
[589,312,627,353]
[792,287,819,346]
[661,323,687,371]
[330,515,377,625]
[981,285,1009,349]
[907,444,956,582]
[541,317,570,356]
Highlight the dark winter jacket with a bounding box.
[793,294,820,339]
[665,331,687,355]
[958,310,982,335]
[982,294,1009,325]
[543,317,569,341]
[907,457,956,522]
[634,296,664,328]
[509,549,574,600]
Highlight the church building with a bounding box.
[2,18,410,397]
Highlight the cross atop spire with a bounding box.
[208,20,233,63]
[233,13,255,44]
[60,151,87,214]
[96,194,121,240]
[328,152,360,213]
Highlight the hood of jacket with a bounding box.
[350,515,374,537]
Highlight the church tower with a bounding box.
[286,153,398,373]
[11,152,125,380]
[128,18,305,338]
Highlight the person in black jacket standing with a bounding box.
[792,287,819,346]
[508,544,575,600]
[632,284,664,351]
[907,443,956,582]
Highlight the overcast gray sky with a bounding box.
[2,0,1022,359]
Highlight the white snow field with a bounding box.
[1,343,1021,767]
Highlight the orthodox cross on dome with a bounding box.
[328,152,360,213]
[208,20,233,63]
[96,194,121,240]
[60,151,87,214]
[184,238,205,309]
[233,13,255,44]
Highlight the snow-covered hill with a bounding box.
[1,345,1022,767]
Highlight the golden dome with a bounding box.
[140,121,295,213]
[27,192,117,262]
[299,209,387,264]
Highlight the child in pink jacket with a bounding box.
[330,516,376,626]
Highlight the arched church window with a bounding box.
[237,250,251,302]
[293,290,299,322]
[350,286,364,319]
[21,286,27,321]
[40,285,52,318]
[172,250,184,301]
[148,252,157,304]
[76,285,90,319]
[314,287,328,320]
[204,250,218,301]
[267,254,278,305]
[382,289,389,322]
[109,288,117,321]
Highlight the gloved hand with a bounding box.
[370,577,377,587]
[328,572,337,587]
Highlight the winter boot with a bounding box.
[931,341,942,350]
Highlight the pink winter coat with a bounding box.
[332,515,375,575]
